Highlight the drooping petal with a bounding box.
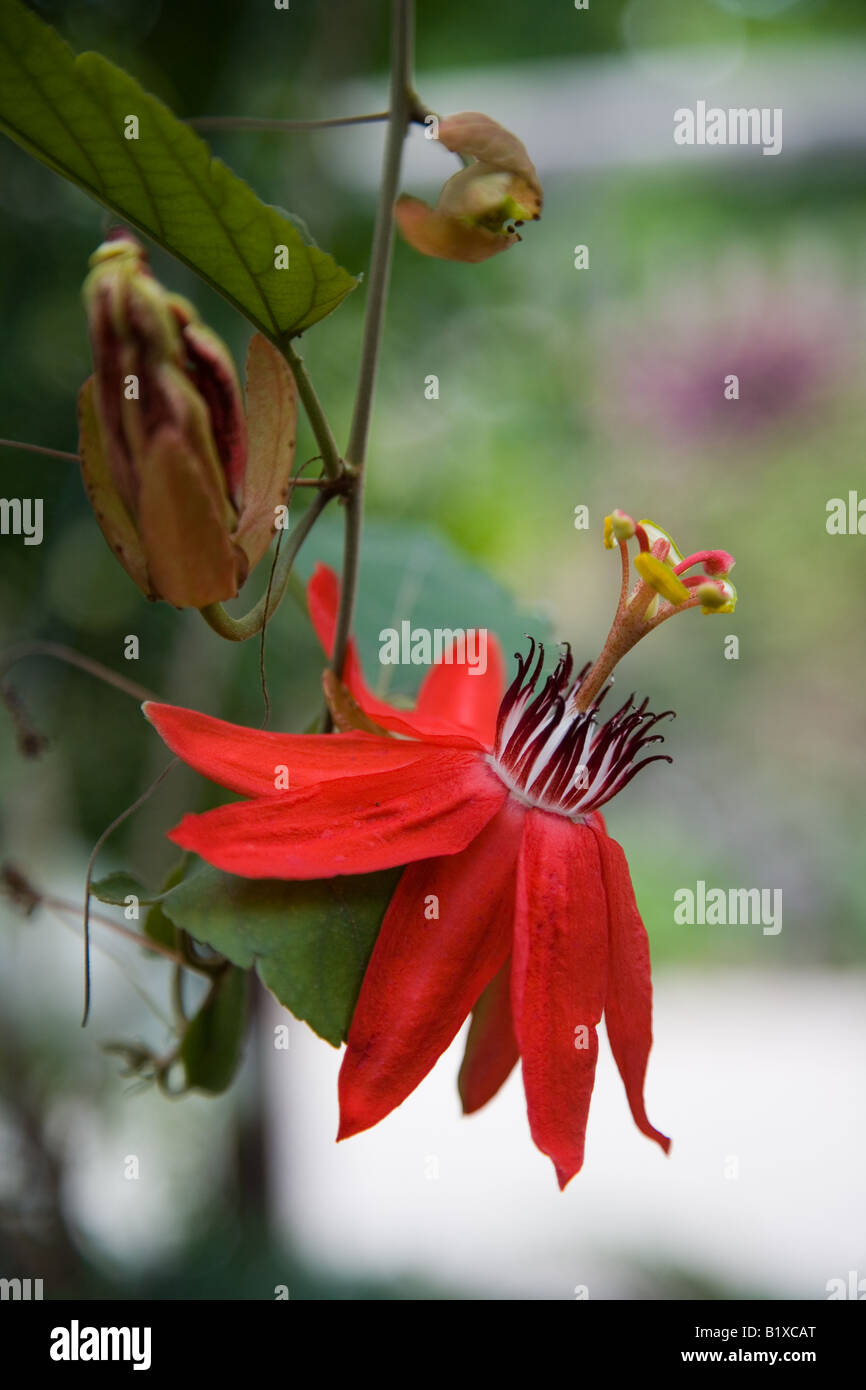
[167,747,508,879]
[338,797,525,1139]
[136,424,243,608]
[78,376,154,600]
[394,196,518,263]
[306,563,487,748]
[234,333,296,569]
[590,825,671,1155]
[511,811,608,1190]
[144,701,441,795]
[436,163,538,224]
[306,561,377,700]
[457,955,519,1114]
[436,112,542,199]
[415,634,506,748]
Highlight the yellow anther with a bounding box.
[634,552,690,605]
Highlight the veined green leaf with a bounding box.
[0,0,357,338]
[161,862,400,1048]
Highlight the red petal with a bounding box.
[457,955,519,1114]
[338,797,525,1139]
[511,812,608,1190]
[144,701,437,794]
[415,634,506,747]
[590,825,671,1155]
[307,563,484,747]
[167,747,507,879]
[306,562,376,701]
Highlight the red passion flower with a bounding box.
[145,512,736,1187]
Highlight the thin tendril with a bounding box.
[258,527,284,728]
[82,759,178,1027]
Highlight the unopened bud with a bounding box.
[79,231,296,608]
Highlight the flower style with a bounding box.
[145,514,736,1187]
[396,111,542,263]
[79,229,297,608]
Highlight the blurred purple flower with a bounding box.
[593,253,860,448]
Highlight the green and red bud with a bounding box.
[395,111,542,263]
[79,230,296,608]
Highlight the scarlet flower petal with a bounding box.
[415,634,506,747]
[511,812,608,1190]
[144,701,437,795]
[338,798,525,1139]
[457,955,519,1114]
[306,563,378,709]
[306,562,487,748]
[167,748,508,879]
[590,825,671,1155]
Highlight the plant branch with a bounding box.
[331,0,414,683]
[280,340,343,481]
[0,640,157,703]
[187,112,390,133]
[0,437,79,462]
[42,894,206,973]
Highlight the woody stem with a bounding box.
[329,0,414,689]
[187,112,391,133]
[0,640,157,702]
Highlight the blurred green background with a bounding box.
[1,0,864,1299]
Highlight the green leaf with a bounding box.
[90,871,152,906]
[161,862,400,1047]
[0,0,357,338]
[180,965,250,1095]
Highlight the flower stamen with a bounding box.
[490,641,673,819]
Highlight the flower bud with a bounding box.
[395,112,542,263]
[79,230,296,608]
